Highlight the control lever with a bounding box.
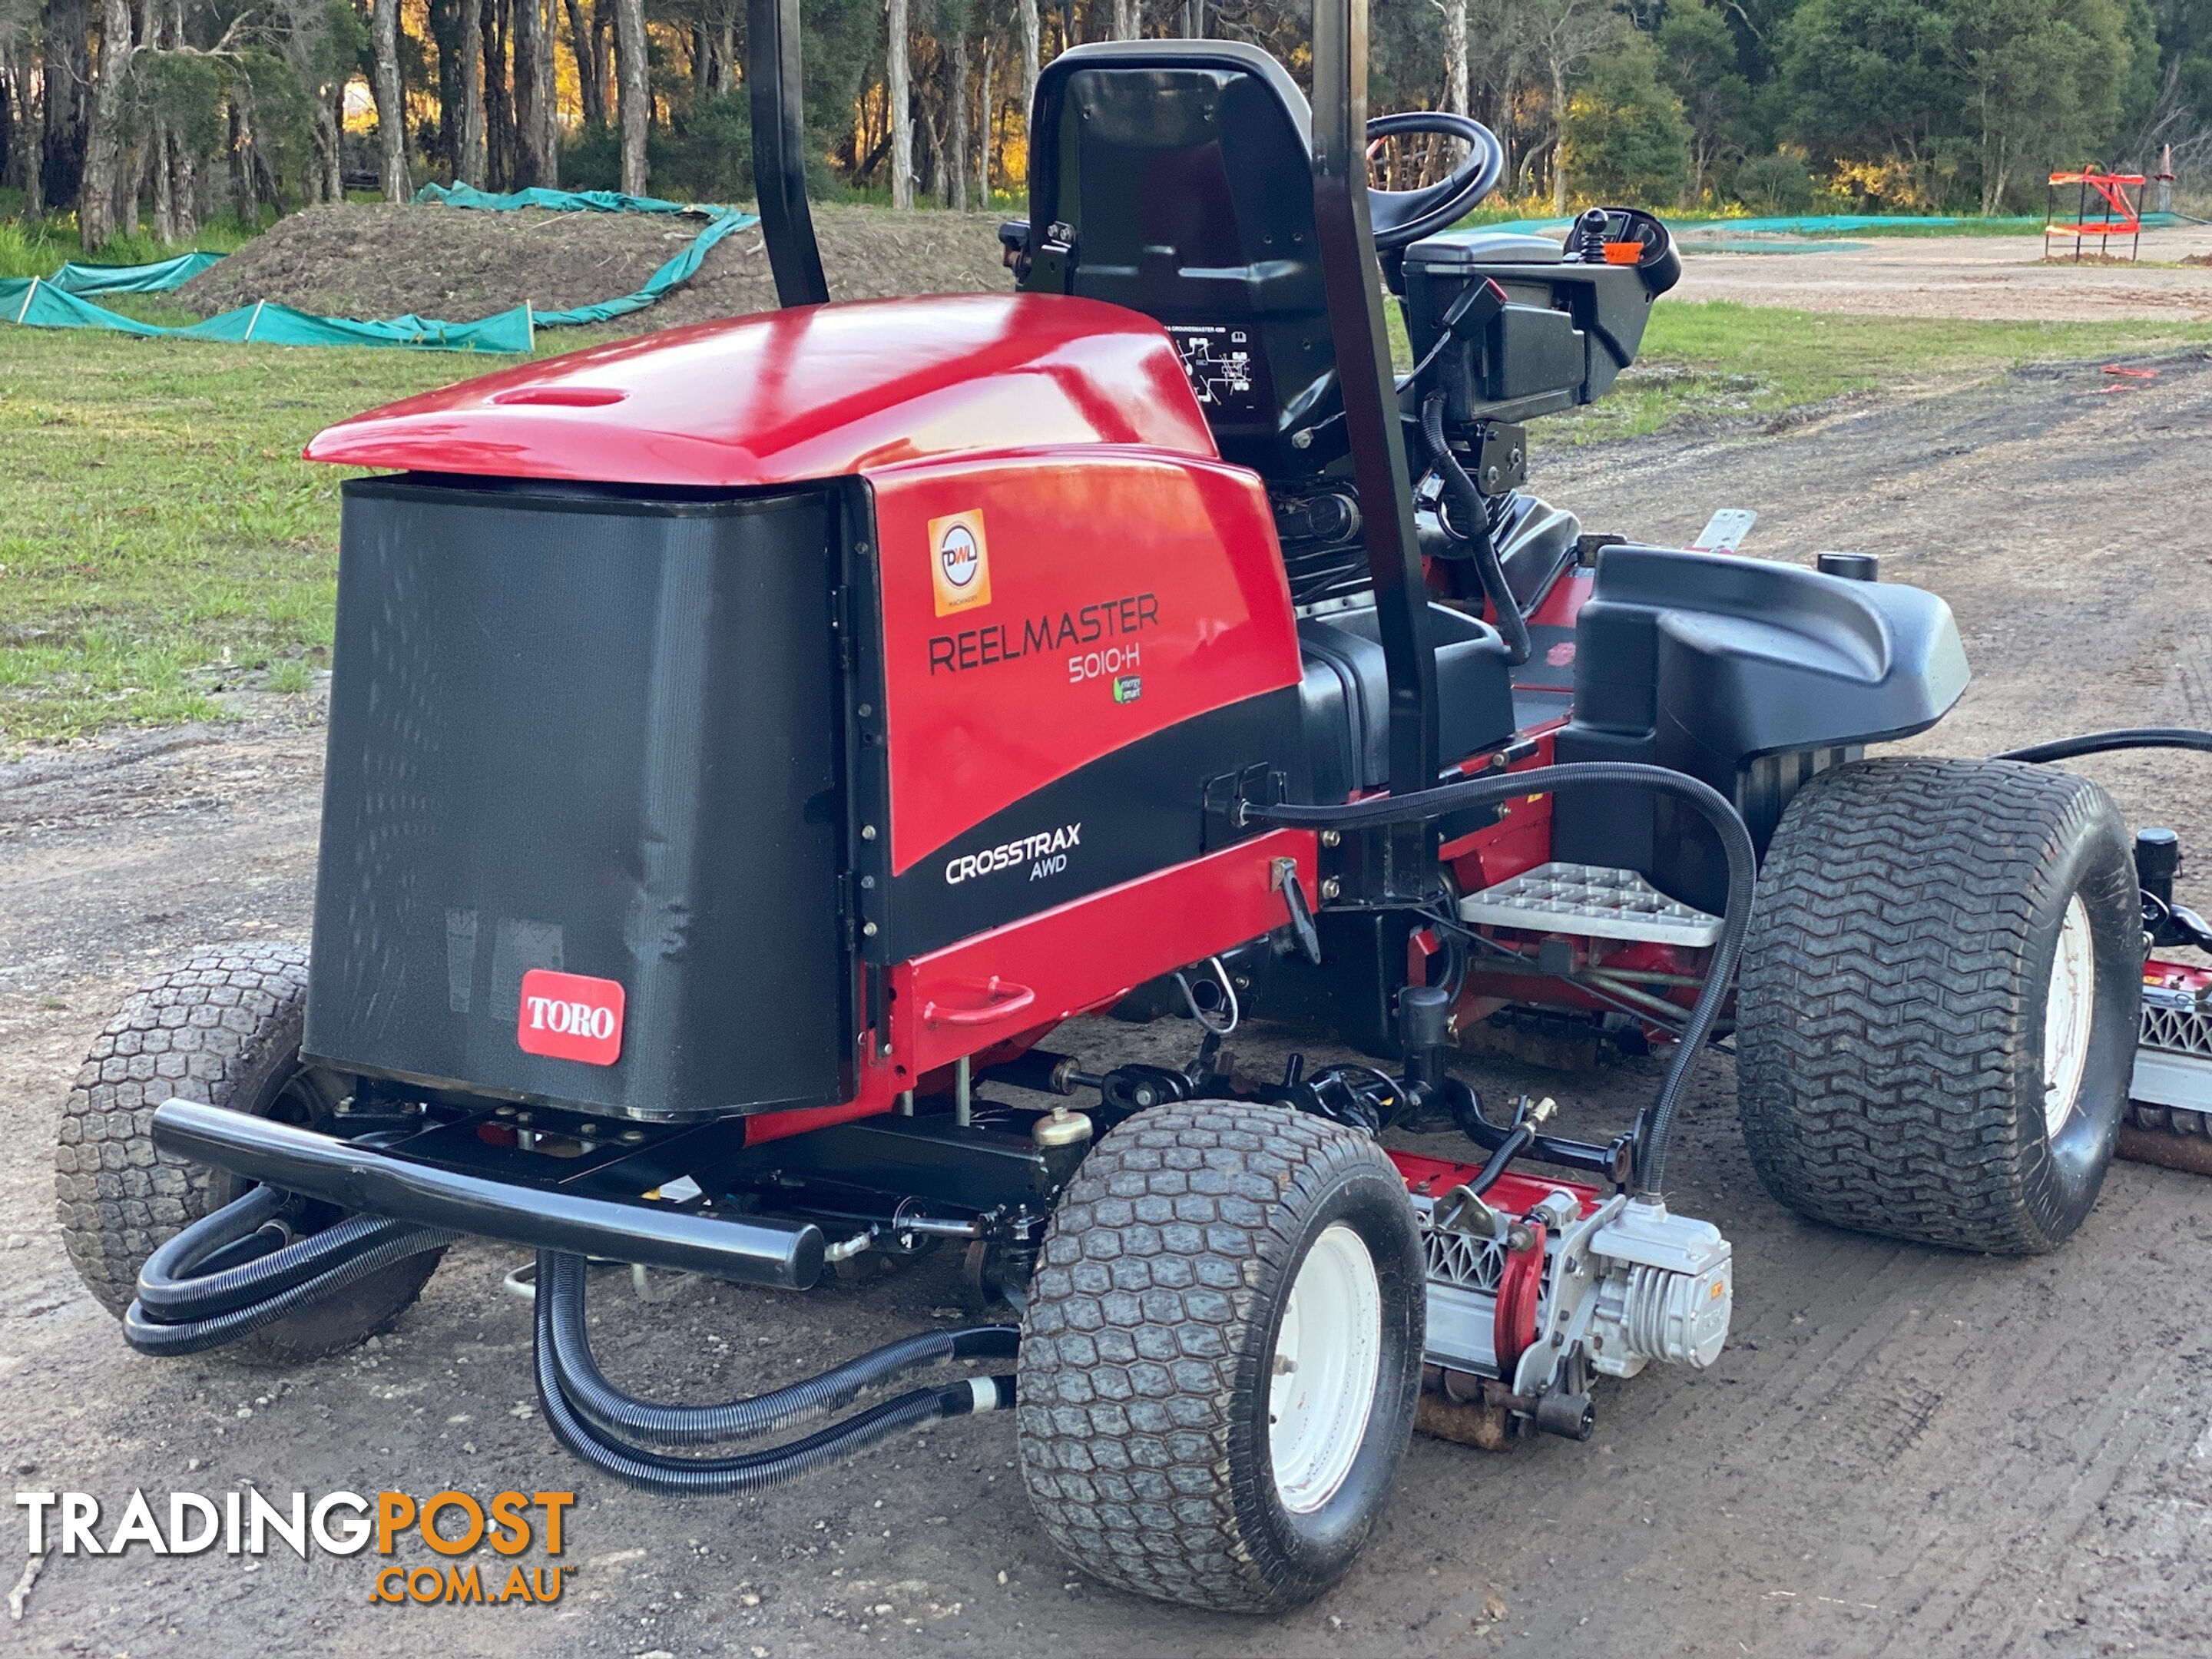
[1273,861,1324,965]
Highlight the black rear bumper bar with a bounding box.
[150,1100,826,1290]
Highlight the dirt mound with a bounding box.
[176,200,1015,331]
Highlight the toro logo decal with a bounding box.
[929,509,992,617]
[517,969,625,1066]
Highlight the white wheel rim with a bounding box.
[1269,1222,1383,1515]
[2043,893,2095,1141]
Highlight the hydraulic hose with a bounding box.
[1467,1123,1536,1196]
[540,1249,1016,1445]
[133,1184,444,1323]
[1992,727,2212,764]
[122,1212,458,1363]
[1250,760,1757,1199]
[531,1252,1016,1495]
[123,1186,455,1357]
[1422,390,1532,667]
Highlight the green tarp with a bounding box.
[0,187,757,353]
[2,276,536,350]
[414,181,710,217]
[46,250,227,295]
[415,184,757,326]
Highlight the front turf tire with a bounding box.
[55,942,444,1363]
[1737,758,2139,1255]
[1017,1101,1424,1614]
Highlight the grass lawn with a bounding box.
[0,330,577,747]
[0,207,269,280]
[1551,302,2212,444]
[4,300,2209,747]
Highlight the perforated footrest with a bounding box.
[1456,861,1723,947]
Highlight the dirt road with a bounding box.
[1674,223,2212,321]
[4,354,2210,1657]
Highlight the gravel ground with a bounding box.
[3,355,2211,1656]
[1674,223,2212,321]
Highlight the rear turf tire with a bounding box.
[55,942,445,1363]
[1737,758,2139,1254]
[1017,1101,1424,1613]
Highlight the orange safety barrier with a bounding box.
[2045,166,2146,262]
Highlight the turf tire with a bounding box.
[1017,1100,1424,1613]
[1737,758,2138,1254]
[55,942,444,1363]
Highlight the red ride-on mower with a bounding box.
[52,0,2209,1614]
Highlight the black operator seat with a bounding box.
[1018,40,1331,478]
[1015,40,1518,793]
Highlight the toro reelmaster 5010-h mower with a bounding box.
[54,0,2212,1614]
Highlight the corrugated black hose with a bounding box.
[1249,760,1757,1199]
[124,1183,455,1356]
[1422,389,1532,667]
[532,1251,1017,1495]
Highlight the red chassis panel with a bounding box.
[743,830,1318,1143]
[867,447,1303,875]
[1389,1151,1602,1219]
[302,295,1217,488]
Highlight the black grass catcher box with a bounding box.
[303,476,853,1118]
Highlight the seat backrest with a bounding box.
[1020,41,1336,478]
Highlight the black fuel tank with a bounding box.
[305,477,851,1118]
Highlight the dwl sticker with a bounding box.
[929,510,992,617]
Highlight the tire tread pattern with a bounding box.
[1018,1101,1403,1613]
[1737,758,2124,1254]
[55,942,313,1313]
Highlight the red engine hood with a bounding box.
[303,293,1220,487]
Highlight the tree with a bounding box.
[1562,35,1692,204]
[1,0,48,214]
[1658,0,1751,200]
[561,0,601,126]
[1782,0,2140,210]
[1016,0,1038,136]
[975,27,992,202]
[10,0,2207,241]
[887,0,914,205]
[613,0,644,189]
[534,0,556,182]
[948,29,969,206]
[45,0,89,213]
[77,0,128,244]
[1528,0,1624,209]
[1432,0,1469,134]
[459,0,485,183]
[1779,0,1956,200]
[512,0,545,184]
[370,0,408,197]
[1732,147,1815,208]
[1945,0,2134,210]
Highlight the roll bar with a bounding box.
[1310,0,1439,824]
[747,0,830,306]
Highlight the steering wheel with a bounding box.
[1365,112,1505,251]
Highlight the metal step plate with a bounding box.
[2131,1046,2212,1114]
[1457,861,1724,948]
